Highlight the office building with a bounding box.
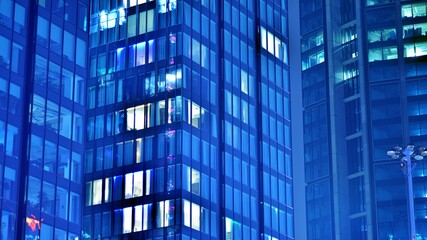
[295,0,427,239]
[83,0,293,239]
[0,0,88,239]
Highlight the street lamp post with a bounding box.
[387,145,427,240]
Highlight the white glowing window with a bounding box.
[267,31,274,55]
[191,203,200,231]
[93,179,102,205]
[192,169,200,195]
[261,27,267,50]
[126,107,135,131]
[143,203,150,230]
[183,165,191,192]
[136,42,146,66]
[136,138,143,163]
[134,205,142,232]
[99,11,108,31]
[274,37,281,59]
[135,105,145,130]
[225,217,233,238]
[130,0,137,7]
[133,171,143,197]
[158,0,167,13]
[241,70,248,94]
[183,199,191,228]
[107,10,117,29]
[157,201,165,227]
[125,173,133,199]
[123,207,132,234]
[104,177,112,203]
[164,200,172,227]
[145,169,152,195]
[191,103,201,128]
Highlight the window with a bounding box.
[56,187,68,220]
[93,179,102,205]
[123,207,132,234]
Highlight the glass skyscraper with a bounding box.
[294,0,427,239]
[83,0,293,239]
[0,0,88,239]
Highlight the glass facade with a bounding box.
[297,0,427,239]
[83,0,292,240]
[0,0,88,239]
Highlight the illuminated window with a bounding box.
[156,100,166,125]
[143,204,151,230]
[93,179,102,205]
[125,173,133,199]
[402,3,427,19]
[183,199,191,228]
[156,201,165,227]
[104,177,112,202]
[85,181,92,206]
[191,102,201,128]
[134,105,145,130]
[126,107,134,131]
[192,169,200,195]
[133,171,143,197]
[146,169,153,195]
[136,138,143,163]
[192,203,200,230]
[136,42,146,66]
[123,207,132,234]
[134,205,142,232]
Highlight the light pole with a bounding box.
[387,145,427,240]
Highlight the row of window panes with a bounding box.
[0,1,26,34]
[260,83,290,120]
[31,94,84,143]
[88,67,182,108]
[0,36,25,75]
[404,42,427,58]
[87,96,207,140]
[0,77,21,115]
[34,55,85,105]
[84,198,216,237]
[183,33,213,70]
[367,28,396,43]
[260,26,288,64]
[402,3,426,19]
[223,120,258,157]
[368,46,398,62]
[90,39,155,77]
[301,31,323,53]
[29,134,82,182]
[86,132,184,173]
[225,217,265,240]
[223,61,257,97]
[183,2,218,42]
[259,0,287,35]
[89,2,179,46]
[37,17,87,66]
[263,203,294,237]
[366,0,393,7]
[26,176,81,223]
[260,142,293,177]
[86,164,202,206]
[301,50,324,70]
[403,23,427,39]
